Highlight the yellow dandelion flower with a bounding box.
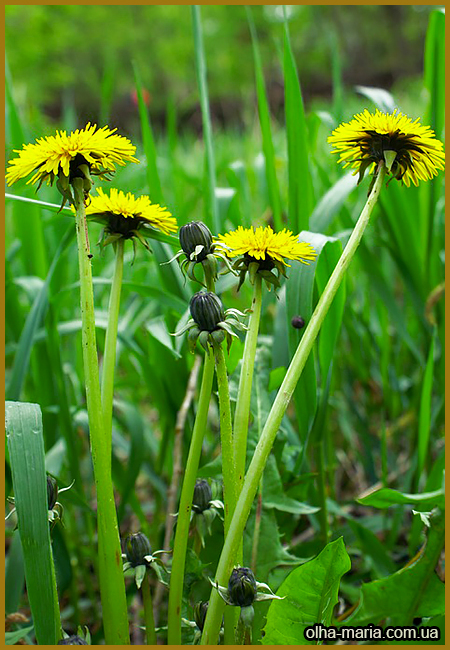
[328,109,445,187]
[217,225,316,290]
[5,123,139,190]
[85,187,177,235]
[81,187,176,253]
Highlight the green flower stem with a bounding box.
[315,441,330,545]
[214,343,238,645]
[214,344,237,534]
[101,237,125,453]
[141,573,157,645]
[167,349,216,645]
[72,179,130,645]
[201,165,387,644]
[233,274,263,494]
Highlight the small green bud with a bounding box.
[57,636,87,645]
[47,475,58,510]
[193,600,209,631]
[192,479,212,514]
[179,221,213,262]
[125,532,152,567]
[189,292,225,332]
[228,567,257,607]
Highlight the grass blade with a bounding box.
[246,6,282,231]
[5,401,61,644]
[192,5,219,233]
[283,11,313,231]
[417,330,436,484]
[5,60,48,280]
[6,227,74,401]
[5,530,25,615]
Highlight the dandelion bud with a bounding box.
[47,475,58,510]
[179,221,213,262]
[57,636,88,645]
[228,567,257,607]
[192,479,212,514]
[291,315,305,329]
[125,532,152,567]
[193,601,209,631]
[189,292,225,332]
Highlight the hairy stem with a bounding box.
[200,165,387,644]
[101,238,124,454]
[141,574,157,645]
[167,350,215,644]
[72,179,130,645]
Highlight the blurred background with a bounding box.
[5,4,441,136]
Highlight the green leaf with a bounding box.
[5,624,34,645]
[357,487,444,510]
[5,402,61,644]
[283,13,313,231]
[347,519,396,578]
[246,6,282,231]
[355,85,395,113]
[286,231,341,441]
[262,537,351,644]
[343,512,444,626]
[191,5,219,232]
[263,455,319,516]
[424,9,445,141]
[6,227,74,401]
[315,237,345,391]
[309,172,358,234]
[417,331,436,479]
[5,530,25,614]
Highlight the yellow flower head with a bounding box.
[81,187,176,253]
[328,109,445,187]
[217,225,316,290]
[6,122,139,192]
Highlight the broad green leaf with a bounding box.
[5,402,61,644]
[315,237,345,390]
[357,487,444,510]
[344,512,444,626]
[262,537,351,644]
[286,231,341,441]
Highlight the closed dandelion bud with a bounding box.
[47,475,58,510]
[125,532,152,567]
[291,315,305,329]
[192,479,212,513]
[58,636,88,645]
[193,601,209,631]
[179,221,213,262]
[189,292,225,332]
[228,567,257,607]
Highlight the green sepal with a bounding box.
[248,261,260,286]
[135,564,147,589]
